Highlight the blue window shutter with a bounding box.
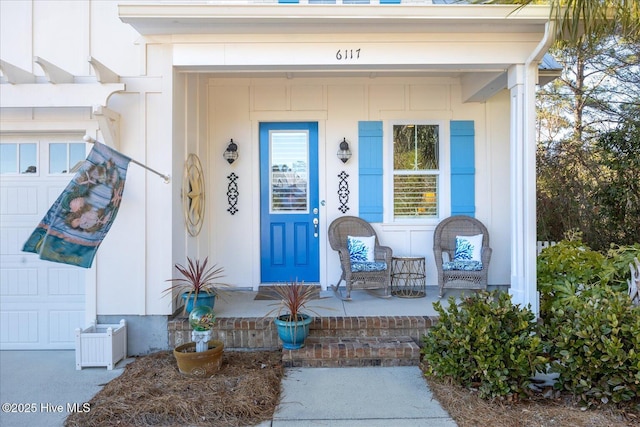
[278,0,299,3]
[380,0,401,4]
[450,120,475,217]
[359,121,383,222]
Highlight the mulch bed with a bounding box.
[64,350,283,427]
[64,348,639,427]
[424,374,639,427]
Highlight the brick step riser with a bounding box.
[310,329,427,339]
[282,337,422,368]
[168,316,436,351]
[284,358,420,368]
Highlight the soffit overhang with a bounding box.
[118,3,557,102]
[118,4,552,36]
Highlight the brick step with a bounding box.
[282,336,422,368]
[169,316,436,351]
[308,316,435,341]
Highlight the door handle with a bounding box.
[313,218,319,238]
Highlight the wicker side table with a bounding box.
[391,256,426,298]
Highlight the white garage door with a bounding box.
[0,135,87,350]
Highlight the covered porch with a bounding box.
[168,286,500,366]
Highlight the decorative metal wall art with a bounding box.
[337,171,350,213]
[227,173,239,215]
[183,154,205,236]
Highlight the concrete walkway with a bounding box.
[272,367,457,426]
[0,350,457,427]
[0,350,123,427]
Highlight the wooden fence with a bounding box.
[629,258,640,306]
[536,241,557,256]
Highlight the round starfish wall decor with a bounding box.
[183,153,205,236]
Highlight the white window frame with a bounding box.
[384,120,450,225]
[0,134,89,177]
[0,139,40,176]
[47,141,87,176]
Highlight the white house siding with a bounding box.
[1,1,552,350]
[204,76,512,290]
[0,1,175,351]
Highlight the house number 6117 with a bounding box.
[336,49,361,60]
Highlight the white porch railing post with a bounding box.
[508,63,539,317]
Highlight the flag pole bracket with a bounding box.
[83,135,170,184]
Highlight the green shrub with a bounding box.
[537,240,610,318]
[544,286,640,407]
[421,291,548,400]
[537,241,640,320]
[606,243,640,289]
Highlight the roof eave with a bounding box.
[119,4,553,36]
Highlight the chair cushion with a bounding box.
[454,234,483,262]
[351,261,388,273]
[347,235,376,262]
[442,260,483,271]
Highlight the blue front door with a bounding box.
[260,122,319,283]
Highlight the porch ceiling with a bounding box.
[119,4,551,36]
[120,3,557,102]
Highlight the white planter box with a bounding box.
[75,319,127,370]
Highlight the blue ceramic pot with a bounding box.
[274,313,312,350]
[181,292,215,314]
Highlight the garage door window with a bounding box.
[49,143,86,174]
[0,143,37,174]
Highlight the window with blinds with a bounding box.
[270,131,309,213]
[392,124,439,219]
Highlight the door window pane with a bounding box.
[270,131,309,212]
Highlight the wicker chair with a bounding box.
[433,215,492,298]
[328,216,393,300]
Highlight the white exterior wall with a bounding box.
[205,76,512,290]
[0,1,175,319]
[1,1,549,335]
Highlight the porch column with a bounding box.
[507,64,539,317]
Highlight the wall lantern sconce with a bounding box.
[223,139,238,164]
[337,138,352,164]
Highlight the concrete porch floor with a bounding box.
[211,286,468,318]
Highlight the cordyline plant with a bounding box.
[163,257,227,313]
[266,280,322,322]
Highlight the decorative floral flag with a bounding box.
[22,142,130,268]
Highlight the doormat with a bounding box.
[254,285,321,301]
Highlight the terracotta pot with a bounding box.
[173,340,224,377]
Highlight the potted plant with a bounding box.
[163,257,227,314]
[173,305,224,377]
[268,280,319,350]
